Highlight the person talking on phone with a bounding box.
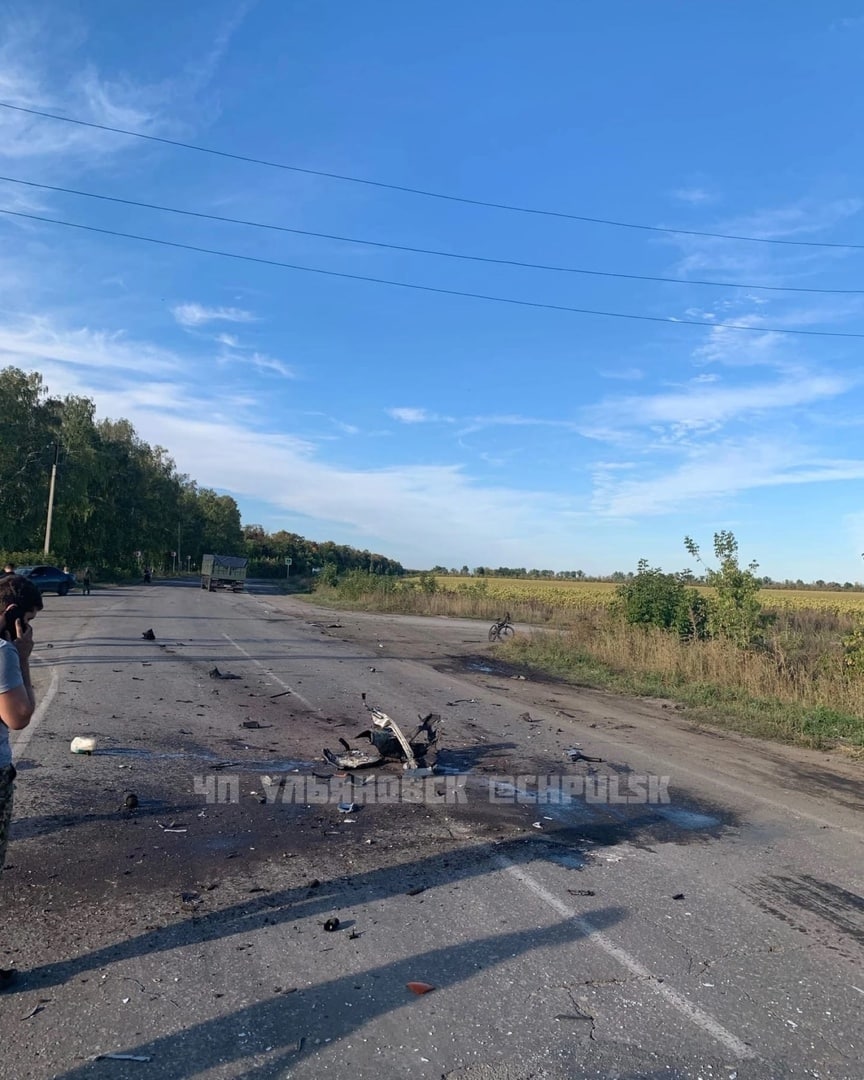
[0,574,43,992]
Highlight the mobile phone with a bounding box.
[2,604,24,641]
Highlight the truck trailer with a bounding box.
[200,553,248,592]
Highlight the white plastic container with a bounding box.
[70,736,96,755]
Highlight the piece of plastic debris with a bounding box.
[567,889,596,897]
[565,748,604,763]
[141,629,156,640]
[532,822,543,829]
[323,917,340,932]
[520,712,540,723]
[123,793,138,810]
[91,1054,152,1063]
[672,893,686,900]
[323,746,382,769]
[406,981,435,995]
[338,803,357,814]
[70,737,96,755]
[210,667,240,680]
[349,929,361,939]
[242,720,262,729]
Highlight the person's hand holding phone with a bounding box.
[2,604,33,660]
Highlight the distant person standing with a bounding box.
[81,568,92,596]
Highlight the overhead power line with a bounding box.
[1,173,861,296]
[2,206,863,338]
[2,99,863,252]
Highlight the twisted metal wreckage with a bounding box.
[323,694,441,777]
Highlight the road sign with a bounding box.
[284,557,292,565]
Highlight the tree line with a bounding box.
[0,367,403,578]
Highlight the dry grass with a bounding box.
[307,575,864,750]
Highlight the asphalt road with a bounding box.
[1,580,862,1080]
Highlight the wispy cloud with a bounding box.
[592,437,864,518]
[0,7,251,167]
[0,316,179,375]
[582,373,854,440]
[173,303,257,328]
[671,187,716,205]
[248,352,296,379]
[388,407,436,423]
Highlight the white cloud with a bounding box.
[582,373,852,439]
[0,8,250,168]
[0,316,178,374]
[249,352,296,379]
[388,407,434,423]
[173,303,256,328]
[593,438,864,518]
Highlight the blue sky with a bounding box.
[2,2,864,579]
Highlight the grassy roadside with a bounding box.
[301,582,864,755]
[497,632,864,754]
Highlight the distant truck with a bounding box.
[200,554,248,592]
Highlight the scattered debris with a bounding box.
[323,742,383,770]
[122,793,138,811]
[672,893,686,900]
[269,690,291,699]
[210,667,240,680]
[323,917,340,932]
[20,1002,48,1020]
[446,698,477,706]
[368,666,377,673]
[406,981,435,995]
[532,822,543,829]
[349,929,361,939]
[338,803,358,814]
[157,821,188,834]
[209,761,240,770]
[520,711,540,724]
[327,623,342,628]
[91,1054,152,1063]
[511,674,527,681]
[241,720,263,729]
[141,629,155,641]
[565,748,603,763]
[567,889,596,897]
[70,737,96,755]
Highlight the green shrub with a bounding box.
[614,560,708,639]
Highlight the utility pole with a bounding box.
[177,522,181,574]
[43,442,59,555]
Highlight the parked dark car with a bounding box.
[16,565,76,596]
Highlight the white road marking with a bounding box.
[222,632,317,711]
[500,857,756,1060]
[10,668,60,759]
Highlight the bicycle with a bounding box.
[488,612,515,642]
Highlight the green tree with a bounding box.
[684,531,762,646]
